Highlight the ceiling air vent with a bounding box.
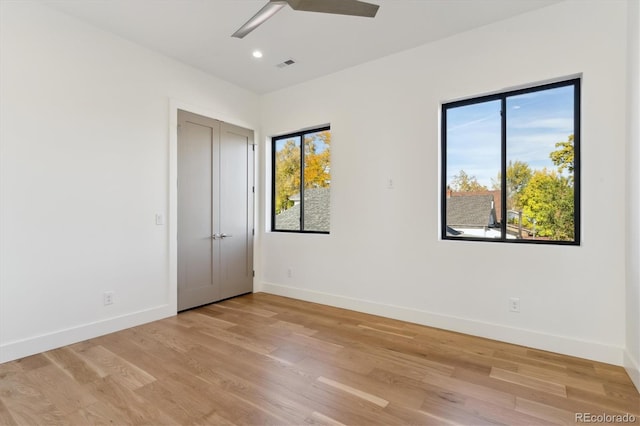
[276,59,296,69]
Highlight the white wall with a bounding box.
[0,1,259,362]
[259,0,629,365]
[625,0,640,390]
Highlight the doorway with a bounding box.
[177,109,254,311]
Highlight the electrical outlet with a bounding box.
[287,268,292,278]
[104,291,114,306]
[509,297,520,313]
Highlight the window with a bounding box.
[272,126,331,233]
[441,79,580,244]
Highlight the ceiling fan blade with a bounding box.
[286,0,379,17]
[232,0,287,39]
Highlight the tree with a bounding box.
[492,160,532,210]
[274,131,331,214]
[518,169,574,240]
[550,134,575,181]
[450,170,487,192]
[274,139,301,214]
[304,131,331,189]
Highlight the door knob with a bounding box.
[212,233,221,240]
[220,233,232,239]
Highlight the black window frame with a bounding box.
[271,125,331,234]
[441,78,581,245]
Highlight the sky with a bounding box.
[446,84,575,188]
[274,130,330,155]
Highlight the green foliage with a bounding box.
[450,170,487,192]
[515,133,575,240]
[492,160,532,210]
[274,131,331,215]
[452,134,575,241]
[550,134,575,176]
[518,169,574,240]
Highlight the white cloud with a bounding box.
[509,118,573,131]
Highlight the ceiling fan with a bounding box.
[232,0,380,39]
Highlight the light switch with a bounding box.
[155,213,165,225]
[387,178,394,189]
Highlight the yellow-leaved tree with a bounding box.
[274,131,331,214]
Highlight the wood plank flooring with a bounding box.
[0,293,638,425]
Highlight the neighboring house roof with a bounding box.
[446,194,497,228]
[449,189,502,222]
[275,187,330,232]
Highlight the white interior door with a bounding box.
[219,122,254,300]
[177,110,254,311]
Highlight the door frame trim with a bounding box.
[169,99,256,314]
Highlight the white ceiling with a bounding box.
[41,0,562,94]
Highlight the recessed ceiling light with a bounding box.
[252,50,263,59]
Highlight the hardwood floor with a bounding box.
[1,293,638,425]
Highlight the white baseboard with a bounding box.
[2,285,628,372]
[0,305,174,364]
[260,282,624,366]
[624,348,640,392]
